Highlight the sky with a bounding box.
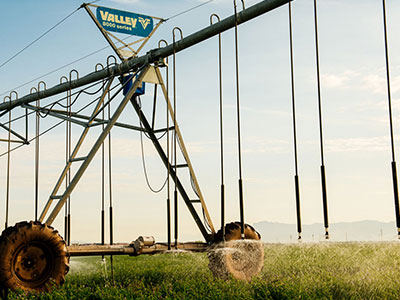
[1,0,400,243]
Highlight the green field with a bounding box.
[8,242,400,299]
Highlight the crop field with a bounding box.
[7,242,400,299]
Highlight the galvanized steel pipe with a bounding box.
[0,0,291,112]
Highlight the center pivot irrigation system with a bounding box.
[0,0,293,292]
[0,0,399,293]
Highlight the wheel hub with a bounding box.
[13,243,52,285]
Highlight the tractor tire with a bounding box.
[212,221,261,243]
[208,222,264,281]
[0,221,69,292]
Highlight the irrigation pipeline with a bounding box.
[172,27,181,250]
[1,79,108,128]
[5,102,11,229]
[313,0,329,240]
[233,0,246,240]
[108,88,115,282]
[0,78,123,159]
[0,0,291,114]
[157,39,172,250]
[382,0,400,238]
[35,96,40,223]
[210,13,225,240]
[101,74,106,248]
[288,2,302,240]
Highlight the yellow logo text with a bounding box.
[99,10,138,28]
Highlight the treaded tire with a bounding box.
[208,222,264,281]
[0,221,69,292]
[212,222,261,243]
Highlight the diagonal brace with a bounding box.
[43,66,150,225]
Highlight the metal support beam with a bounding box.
[0,123,28,144]
[83,4,125,61]
[0,138,26,144]
[154,67,215,234]
[67,241,208,257]
[42,109,147,132]
[0,0,291,113]
[23,105,88,128]
[43,68,148,225]
[131,99,212,242]
[130,88,213,242]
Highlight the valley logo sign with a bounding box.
[96,6,153,37]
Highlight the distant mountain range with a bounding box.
[253,220,398,242]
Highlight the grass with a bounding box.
[7,242,400,299]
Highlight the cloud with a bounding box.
[109,0,140,4]
[114,136,220,157]
[244,177,269,184]
[321,68,400,96]
[243,137,290,154]
[225,104,290,118]
[185,141,218,154]
[362,74,400,95]
[197,0,234,3]
[349,97,400,116]
[321,70,358,89]
[325,136,390,153]
[362,74,387,95]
